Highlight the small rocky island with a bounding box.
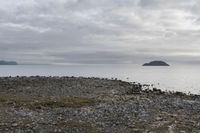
[0,60,18,65]
[143,60,169,66]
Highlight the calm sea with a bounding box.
[0,64,200,94]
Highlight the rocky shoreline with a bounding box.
[0,76,200,133]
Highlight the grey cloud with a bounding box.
[0,0,200,64]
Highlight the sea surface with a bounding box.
[0,64,200,94]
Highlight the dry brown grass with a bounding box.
[0,95,96,108]
[57,121,101,133]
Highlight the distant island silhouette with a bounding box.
[143,61,169,66]
[0,60,18,65]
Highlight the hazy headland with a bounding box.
[0,60,17,65]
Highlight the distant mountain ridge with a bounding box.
[0,60,18,65]
[143,61,169,66]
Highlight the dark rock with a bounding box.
[153,88,163,94]
[175,91,186,96]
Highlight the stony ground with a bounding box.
[0,76,200,133]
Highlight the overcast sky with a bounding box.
[0,0,200,65]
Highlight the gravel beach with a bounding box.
[0,76,200,133]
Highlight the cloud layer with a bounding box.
[1,0,200,64]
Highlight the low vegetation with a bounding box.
[0,95,96,108]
